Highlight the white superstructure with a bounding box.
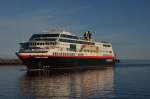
[19,31,114,57]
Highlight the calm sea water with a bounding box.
[0,60,150,99]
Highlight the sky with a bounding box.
[0,0,150,59]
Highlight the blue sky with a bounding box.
[0,0,150,59]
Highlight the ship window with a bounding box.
[103,44,111,47]
[59,39,76,43]
[67,48,70,51]
[60,34,78,39]
[31,37,57,41]
[77,40,95,45]
[70,44,76,51]
[42,38,57,41]
[59,38,95,45]
[30,34,59,40]
[78,53,83,56]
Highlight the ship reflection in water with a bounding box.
[21,66,114,99]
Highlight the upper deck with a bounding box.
[19,31,112,52]
[29,31,96,45]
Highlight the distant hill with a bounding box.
[0,58,22,65]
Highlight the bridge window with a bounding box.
[60,34,78,39]
[103,44,111,47]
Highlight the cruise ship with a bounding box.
[16,30,118,69]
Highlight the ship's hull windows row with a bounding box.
[82,49,98,53]
[20,42,57,48]
[59,39,95,45]
[53,52,76,56]
[53,52,84,56]
[31,42,57,45]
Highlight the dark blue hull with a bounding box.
[19,57,115,69]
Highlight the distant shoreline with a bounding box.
[0,59,22,65]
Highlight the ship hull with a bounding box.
[17,54,115,69]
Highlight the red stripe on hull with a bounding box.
[18,54,114,59]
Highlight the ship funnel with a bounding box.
[83,31,92,41]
